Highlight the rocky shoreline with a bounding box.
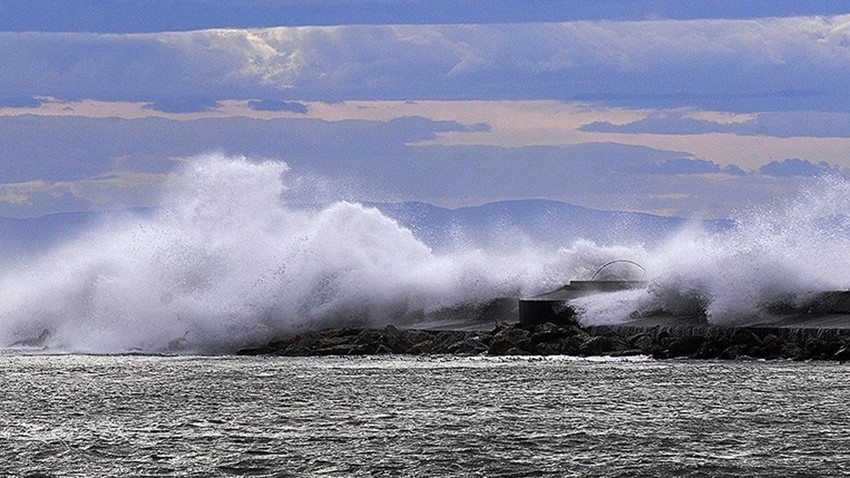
[237,321,850,361]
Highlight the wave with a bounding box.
[572,175,850,326]
[3,154,848,353]
[0,155,644,353]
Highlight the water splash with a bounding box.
[573,175,850,326]
[0,155,636,353]
[4,155,848,352]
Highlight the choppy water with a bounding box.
[2,355,850,477]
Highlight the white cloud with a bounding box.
[0,173,167,209]
[2,16,849,109]
[0,180,52,204]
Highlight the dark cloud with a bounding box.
[247,99,308,113]
[580,111,850,138]
[581,114,727,135]
[143,97,221,113]
[1,0,848,33]
[2,20,849,112]
[0,115,483,183]
[746,112,850,138]
[655,158,722,175]
[758,158,839,177]
[0,114,754,217]
[723,164,748,176]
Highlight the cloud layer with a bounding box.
[4,1,849,33]
[0,114,834,218]
[2,16,850,110]
[581,111,850,137]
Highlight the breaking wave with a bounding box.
[2,154,849,353]
[573,175,850,326]
[0,155,641,353]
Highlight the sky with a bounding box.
[1,1,849,218]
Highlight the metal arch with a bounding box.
[590,260,646,281]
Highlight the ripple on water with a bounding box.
[1,355,849,477]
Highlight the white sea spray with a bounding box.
[3,154,848,353]
[0,154,639,353]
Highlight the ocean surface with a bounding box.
[2,354,849,477]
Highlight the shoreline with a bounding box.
[237,321,850,361]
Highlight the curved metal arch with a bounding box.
[590,260,646,281]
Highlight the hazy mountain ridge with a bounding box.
[369,199,732,250]
[0,200,732,256]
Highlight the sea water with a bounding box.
[2,354,849,477]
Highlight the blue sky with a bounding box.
[1,1,849,218]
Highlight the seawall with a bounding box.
[237,320,850,361]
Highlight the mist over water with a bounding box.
[1,154,849,353]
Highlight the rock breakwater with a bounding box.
[237,322,850,361]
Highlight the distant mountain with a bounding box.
[0,208,156,256]
[0,211,98,256]
[0,200,732,256]
[369,199,732,250]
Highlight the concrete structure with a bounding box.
[519,280,645,325]
[519,282,850,330]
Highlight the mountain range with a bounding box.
[0,200,732,256]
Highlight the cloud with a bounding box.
[0,112,843,218]
[0,173,165,209]
[0,114,753,217]
[580,111,850,137]
[2,1,849,33]
[654,158,721,174]
[581,113,736,135]
[0,180,52,204]
[247,99,308,113]
[758,158,839,177]
[143,97,221,113]
[0,114,485,185]
[1,16,849,111]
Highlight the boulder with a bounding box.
[718,344,748,360]
[489,326,534,355]
[691,340,723,359]
[403,329,434,345]
[316,344,359,356]
[633,335,657,354]
[579,336,613,356]
[663,336,705,358]
[432,331,467,353]
[448,337,489,355]
[535,340,564,355]
[529,322,569,343]
[758,334,784,358]
[488,338,514,356]
[409,340,434,355]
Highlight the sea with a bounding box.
[4,155,850,476]
[3,353,849,477]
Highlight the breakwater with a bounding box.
[237,321,850,361]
